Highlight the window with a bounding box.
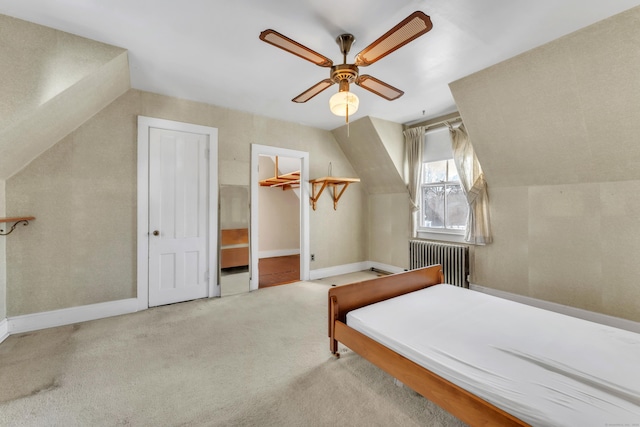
[419,127,468,235]
[421,159,467,231]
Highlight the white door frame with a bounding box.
[137,116,219,310]
[250,144,310,291]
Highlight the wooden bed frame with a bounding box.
[328,265,529,427]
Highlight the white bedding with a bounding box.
[346,284,640,427]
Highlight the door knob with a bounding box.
[152,230,159,236]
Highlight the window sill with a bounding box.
[416,230,466,244]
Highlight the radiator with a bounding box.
[409,240,469,287]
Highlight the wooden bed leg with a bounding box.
[329,295,340,357]
[330,338,339,357]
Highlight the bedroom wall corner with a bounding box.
[368,192,410,269]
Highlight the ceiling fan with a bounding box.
[259,11,433,122]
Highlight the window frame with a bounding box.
[416,126,467,243]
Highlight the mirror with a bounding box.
[219,185,249,296]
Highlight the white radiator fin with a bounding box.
[409,240,469,287]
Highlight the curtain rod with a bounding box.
[406,115,462,131]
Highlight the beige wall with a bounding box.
[0,182,5,319]
[0,15,125,132]
[450,7,640,322]
[6,92,137,316]
[309,160,368,269]
[369,117,405,180]
[0,14,129,180]
[220,185,249,230]
[6,89,367,316]
[331,116,408,269]
[258,156,300,254]
[368,193,410,269]
[332,117,406,194]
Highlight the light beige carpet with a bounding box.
[0,279,466,426]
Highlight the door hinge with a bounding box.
[205,270,209,281]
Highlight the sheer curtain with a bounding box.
[449,124,492,244]
[403,127,425,238]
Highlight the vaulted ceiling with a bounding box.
[2,0,639,131]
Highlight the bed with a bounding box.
[328,265,640,426]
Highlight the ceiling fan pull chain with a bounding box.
[346,102,351,137]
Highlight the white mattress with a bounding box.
[346,284,640,427]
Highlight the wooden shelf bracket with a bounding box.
[0,216,35,236]
[309,177,360,210]
[258,156,300,191]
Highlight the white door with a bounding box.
[148,128,210,306]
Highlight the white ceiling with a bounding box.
[2,0,639,130]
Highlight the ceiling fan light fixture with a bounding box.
[260,10,433,126]
[329,90,359,117]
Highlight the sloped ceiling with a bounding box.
[449,7,640,188]
[0,15,130,180]
[332,117,406,194]
[2,1,640,130]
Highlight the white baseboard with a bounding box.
[470,284,640,334]
[7,298,139,335]
[259,249,300,259]
[310,261,405,280]
[0,318,8,345]
[310,262,370,280]
[368,262,405,275]
[0,261,405,340]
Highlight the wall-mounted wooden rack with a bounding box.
[0,216,35,236]
[309,177,360,210]
[258,156,300,191]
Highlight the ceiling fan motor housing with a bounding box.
[333,33,358,92]
[331,64,359,91]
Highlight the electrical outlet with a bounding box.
[310,254,315,261]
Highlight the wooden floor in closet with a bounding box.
[258,255,300,288]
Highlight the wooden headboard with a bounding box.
[328,265,444,341]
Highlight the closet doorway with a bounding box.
[250,145,310,291]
